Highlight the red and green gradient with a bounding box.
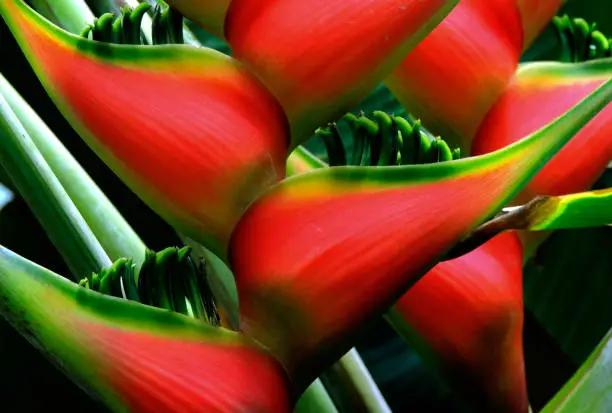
[166,0,230,41]
[391,233,527,413]
[0,0,290,261]
[385,0,562,151]
[473,60,612,203]
[230,77,612,390]
[285,149,529,411]
[0,246,292,413]
[225,0,459,144]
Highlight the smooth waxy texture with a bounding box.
[391,233,527,413]
[0,0,289,261]
[473,60,612,203]
[286,139,528,413]
[225,0,459,144]
[230,77,612,389]
[0,246,291,413]
[386,0,562,151]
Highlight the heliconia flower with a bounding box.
[166,0,230,41]
[0,246,292,413]
[390,233,527,413]
[229,78,612,390]
[0,0,289,261]
[385,0,563,151]
[285,147,529,412]
[225,0,459,144]
[473,59,612,203]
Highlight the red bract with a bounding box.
[87,325,291,413]
[392,233,527,413]
[0,247,292,413]
[228,76,612,389]
[473,60,612,202]
[225,0,459,143]
[0,0,289,260]
[385,0,563,151]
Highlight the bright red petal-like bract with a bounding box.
[225,0,459,144]
[473,60,612,203]
[0,246,291,413]
[391,233,527,413]
[286,148,529,412]
[385,0,562,151]
[166,0,230,41]
[229,77,611,390]
[0,0,289,261]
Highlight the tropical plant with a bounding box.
[0,0,611,412]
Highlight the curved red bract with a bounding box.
[230,161,532,389]
[385,0,562,151]
[226,0,457,143]
[84,323,292,413]
[472,72,612,202]
[395,233,527,413]
[5,3,289,258]
[386,0,522,149]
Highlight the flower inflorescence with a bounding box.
[80,2,183,45]
[553,15,612,62]
[80,247,220,326]
[315,111,461,167]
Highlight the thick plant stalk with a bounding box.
[295,379,339,413]
[0,94,110,277]
[27,0,94,34]
[0,75,147,268]
[327,349,392,413]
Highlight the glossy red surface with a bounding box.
[395,233,527,413]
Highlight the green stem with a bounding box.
[113,0,153,43]
[0,93,110,278]
[295,379,339,413]
[326,349,392,413]
[28,0,94,34]
[0,75,146,268]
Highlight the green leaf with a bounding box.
[0,93,111,278]
[542,328,612,412]
[0,75,147,268]
[524,225,612,365]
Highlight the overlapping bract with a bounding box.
[473,59,612,202]
[0,247,291,413]
[1,1,612,412]
[0,0,289,260]
[229,78,612,388]
[225,0,459,143]
[385,0,563,151]
[393,233,527,413]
